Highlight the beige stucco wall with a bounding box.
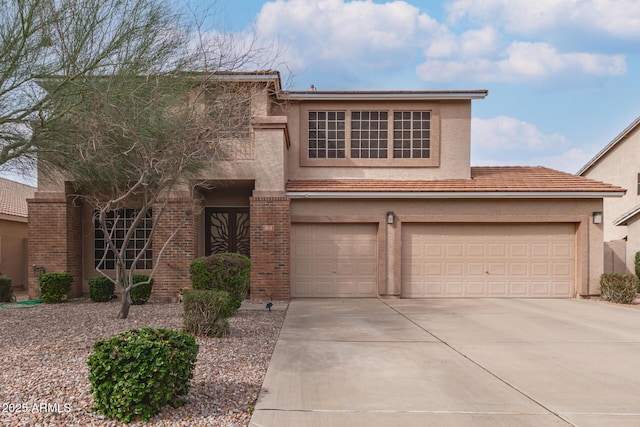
[628,218,640,274]
[285,100,472,180]
[291,197,604,296]
[581,126,640,241]
[581,124,640,272]
[0,217,28,288]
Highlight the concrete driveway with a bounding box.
[250,298,640,427]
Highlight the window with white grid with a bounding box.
[350,111,388,159]
[393,111,431,159]
[308,111,346,158]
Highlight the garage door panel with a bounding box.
[531,243,551,257]
[467,263,485,276]
[292,223,377,297]
[467,244,484,257]
[509,243,528,257]
[467,282,485,296]
[509,263,528,276]
[402,223,575,298]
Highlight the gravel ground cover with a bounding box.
[0,298,286,426]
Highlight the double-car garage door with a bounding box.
[292,223,575,298]
[402,223,575,298]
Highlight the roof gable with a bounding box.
[577,116,640,176]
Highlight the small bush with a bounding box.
[183,289,235,337]
[39,272,73,303]
[635,251,640,284]
[600,273,639,304]
[128,274,153,305]
[87,328,198,423]
[88,277,115,302]
[0,276,13,302]
[189,253,250,312]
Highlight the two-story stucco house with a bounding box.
[578,116,640,274]
[27,71,624,301]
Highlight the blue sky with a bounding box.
[207,0,640,174]
[6,0,639,186]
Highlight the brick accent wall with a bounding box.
[151,198,198,302]
[27,194,83,299]
[249,196,290,300]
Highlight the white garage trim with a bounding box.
[292,223,378,297]
[402,223,576,298]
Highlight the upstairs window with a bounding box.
[305,108,436,166]
[393,111,430,159]
[308,111,346,158]
[351,111,388,159]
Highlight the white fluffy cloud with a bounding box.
[418,41,627,82]
[255,0,444,72]
[470,116,594,173]
[472,116,567,151]
[243,0,630,85]
[446,0,640,38]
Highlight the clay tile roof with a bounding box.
[0,178,36,218]
[286,166,626,194]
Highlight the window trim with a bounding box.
[300,102,440,168]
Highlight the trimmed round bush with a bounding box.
[88,277,115,302]
[39,272,73,303]
[87,328,198,423]
[182,289,235,337]
[129,274,153,305]
[189,253,250,312]
[600,273,639,304]
[0,276,13,303]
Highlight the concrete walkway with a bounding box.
[250,298,640,427]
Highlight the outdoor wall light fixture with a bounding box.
[32,264,45,276]
[593,212,603,224]
[386,211,395,225]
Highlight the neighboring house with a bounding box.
[578,117,640,274]
[27,71,624,301]
[0,178,35,290]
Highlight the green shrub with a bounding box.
[183,289,235,337]
[635,251,640,284]
[88,277,115,302]
[600,273,639,304]
[128,274,153,305]
[0,276,12,302]
[87,328,198,423]
[39,272,73,303]
[189,253,250,312]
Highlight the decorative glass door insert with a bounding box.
[204,207,250,256]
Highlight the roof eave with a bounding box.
[613,204,640,226]
[577,116,640,176]
[286,191,625,199]
[279,90,488,101]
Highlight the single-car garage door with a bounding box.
[402,223,575,298]
[292,223,378,297]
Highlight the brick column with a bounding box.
[151,198,198,302]
[249,196,290,300]
[27,194,83,299]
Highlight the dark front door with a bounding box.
[204,207,250,256]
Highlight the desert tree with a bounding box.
[0,0,197,175]
[33,2,279,318]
